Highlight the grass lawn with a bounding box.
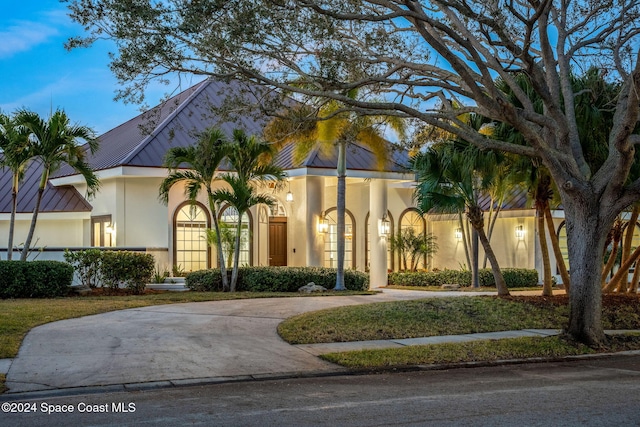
[320,334,640,368]
[279,294,640,368]
[0,290,371,360]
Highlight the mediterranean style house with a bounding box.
[0,79,574,287]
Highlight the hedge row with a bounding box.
[186,266,370,292]
[0,261,74,298]
[388,268,539,288]
[64,250,155,294]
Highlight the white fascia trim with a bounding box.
[0,212,91,221]
[50,167,169,186]
[293,167,414,181]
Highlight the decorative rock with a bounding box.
[441,283,461,290]
[298,282,328,293]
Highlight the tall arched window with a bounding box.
[398,208,427,270]
[365,211,394,272]
[174,202,210,273]
[323,207,356,269]
[219,205,253,266]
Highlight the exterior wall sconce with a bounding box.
[317,214,328,234]
[455,227,463,241]
[105,223,115,234]
[515,224,525,240]
[285,180,294,202]
[379,214,391,237]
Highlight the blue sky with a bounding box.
[0,1,201,135]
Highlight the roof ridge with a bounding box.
[120,79,209,166]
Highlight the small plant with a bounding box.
[152,265,169,283]
[172,264,186,277]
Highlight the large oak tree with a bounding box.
[66,0,640,346]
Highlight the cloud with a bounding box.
[0,21,59,59]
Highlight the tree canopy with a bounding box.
[66,0,640,345]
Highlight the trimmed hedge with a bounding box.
[101,251,155,294]
[388,268,539,288]
[64,250,155,294]
[186,267,370,292]
[0,261,74,298]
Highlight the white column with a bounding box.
[370,179,388,288]
[306,176,324,266]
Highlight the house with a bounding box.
[0,79,573,287]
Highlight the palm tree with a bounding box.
[413,142,510,296]
[18,110,100,261]
[214,129,286,291]
[264,98,405,289]
[0,111,32,260]
[159,127,232,290]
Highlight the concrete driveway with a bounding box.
[6,289,490,393]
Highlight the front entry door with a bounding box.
[269,217,287,266]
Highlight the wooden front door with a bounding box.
[269,217,287,266]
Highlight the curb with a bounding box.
[2,349,640,401]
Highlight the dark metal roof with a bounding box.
[0,159,92,213]
[54,79,270,176]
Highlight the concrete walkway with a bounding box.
[0,288,603,395]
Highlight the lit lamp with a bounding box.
[455,227,463,241]
[285,180,294,202]
[515,225,525,240]
[105,223,115,234]
[379,214,391,237]
[317,214,328,234]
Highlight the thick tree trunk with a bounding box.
[538,207,553,296]
[564,209,607,346]
[334,141,346,290]
[544,206,571,293]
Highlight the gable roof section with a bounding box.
[54,79,269,177]
[0,159,92,214]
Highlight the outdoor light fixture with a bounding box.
[379,214,391,237]
[515,225,525,240]
[345,225,353,240]
[285,180,294,202]
[455,227,463,241]
[105,223,115,234]
[317,214,329,234]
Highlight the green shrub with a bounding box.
[186,267,369,292]
[64,249,103,288]
[0,261,73,298]
[388,268,538,288]
[101,251,155,294]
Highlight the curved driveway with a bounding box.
[5,289,492,393]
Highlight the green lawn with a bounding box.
[279,295,640,369]
[278,296,569,344]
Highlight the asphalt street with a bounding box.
[2,353,640,426]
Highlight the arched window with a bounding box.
[174,202,210,273]
[219,205,253,266]
[323,207,356,269]
[398,208,427,270]
[365,211,394,272]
